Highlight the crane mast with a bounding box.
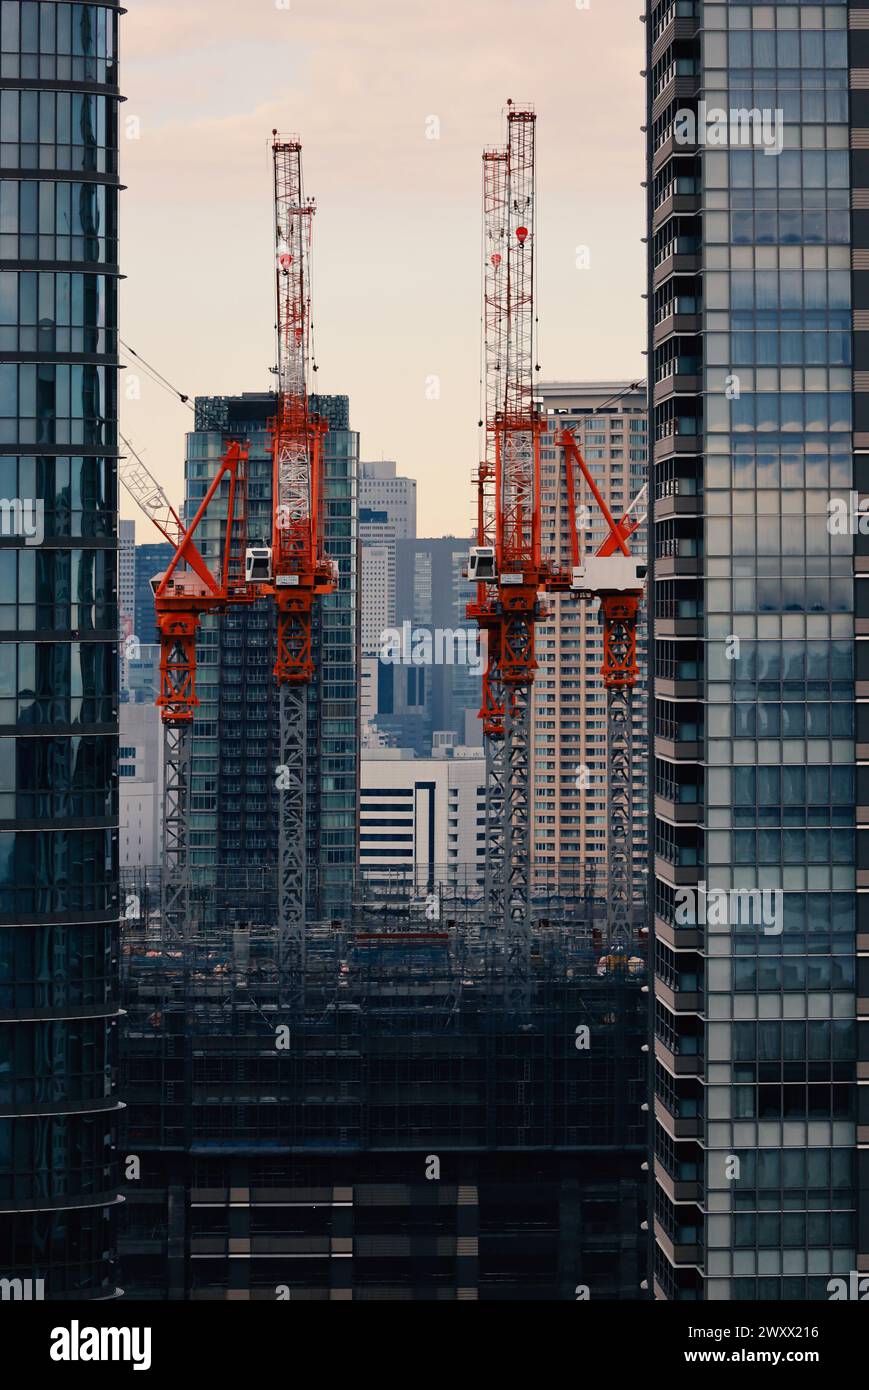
[468,103,548,1017]
[468,107,647,1000]
[476,146,508,931]
[269,132,335,1010]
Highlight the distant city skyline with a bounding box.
[120,0,645,536]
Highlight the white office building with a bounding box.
[360,748,486,887]
[119,701,163,866]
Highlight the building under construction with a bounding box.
[118,866,649,1300]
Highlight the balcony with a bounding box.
[653,1034,700,1073]
[654,487,701,524]
[654,1158,703,1205]
[652,306,700,346]
[654,973,703,1014]
[654,373,702,406]
[655,854,702,888]
[653,250,701,290]
[654,1215,703,1267]
[654,793,702,827]
[655,735,702,762]
[654,430,701,464]
[655,553,701,581]
[654,1093,703,1141]
[652,129,698,175]
[654,640,702,686]
[654,913,703,953]
[651,1,699,61]
[654,599,703,641]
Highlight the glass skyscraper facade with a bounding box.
[0,2,122,1298]
[187,393,359,919]
[647,0,862,1299]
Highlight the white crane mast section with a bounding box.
[273,136,314,547]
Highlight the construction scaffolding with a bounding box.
[120,866,647,1154]
[119,868,648,1298]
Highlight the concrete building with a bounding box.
[646,0,860,1301]
[120,702,163,867]
[533,381,648,879]
[360,747,486,887]
[0,0,124,1299]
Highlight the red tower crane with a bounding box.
[467,103,552,1015]
[472,143,509,929]
[250,131,336,1008]
[119,434,254,939]
[467,107,648,1005]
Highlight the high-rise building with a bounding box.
[646,0,860,1300]
[359,460,417,539]
[186,392,359,918]
[119,701,162,867]
[134,539,173,646]
[119,516,135,692]
[0,0,123,1298]
[361,542,393,654]
[535,381,649,877]
[359,461,416,655]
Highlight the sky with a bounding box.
[120,0,646,538]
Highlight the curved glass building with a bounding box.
[0,2,123,1300]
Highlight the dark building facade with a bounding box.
[185,392,359,920]
[118,878,648,1300]
[647,0,862,1299]
[0,1,123,1298]
[133,540,172,647]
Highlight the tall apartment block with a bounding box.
[0,1,122,1298]
[186,392,359,919]
[647,0,862,1299]
[535,382,649,879]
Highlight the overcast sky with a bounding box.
[120,0,646,537]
